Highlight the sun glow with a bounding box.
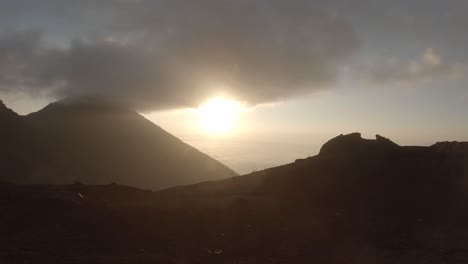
[198,98,243,134]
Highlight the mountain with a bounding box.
[1,133,468,263]
[0,98,236,189]
[0,100,19,121]
[0,100,33,182]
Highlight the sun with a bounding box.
[198,98,242,134]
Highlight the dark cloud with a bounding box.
[0,30,57,93]
[0,0,358,110]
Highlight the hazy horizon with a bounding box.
[2,96,467,175]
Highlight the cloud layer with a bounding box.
[361,48,465,85]
[0,0,358,110]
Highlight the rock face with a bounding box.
[0,98,236,189]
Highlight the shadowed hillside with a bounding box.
[0,98,236,189]
[1,133,468,263]
[0,100,33,182]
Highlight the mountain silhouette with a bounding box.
[0,98,236,189]
[2,133,468,263]
[0,100,32,182]
[150,133,468,262]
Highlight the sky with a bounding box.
[1,0,467,174]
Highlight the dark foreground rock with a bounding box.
[1,133,468,263]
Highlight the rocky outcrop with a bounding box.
[432,141,468,156]
[319,132,400,157]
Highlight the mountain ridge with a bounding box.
[0,98,236,189]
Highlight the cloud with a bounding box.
[361,48,465,84]
[0,30,59,94]
[0,0,358,111]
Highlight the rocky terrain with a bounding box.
[1,133,468,263]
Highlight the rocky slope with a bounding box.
[0,98,236,189]
[1,133,468,263]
